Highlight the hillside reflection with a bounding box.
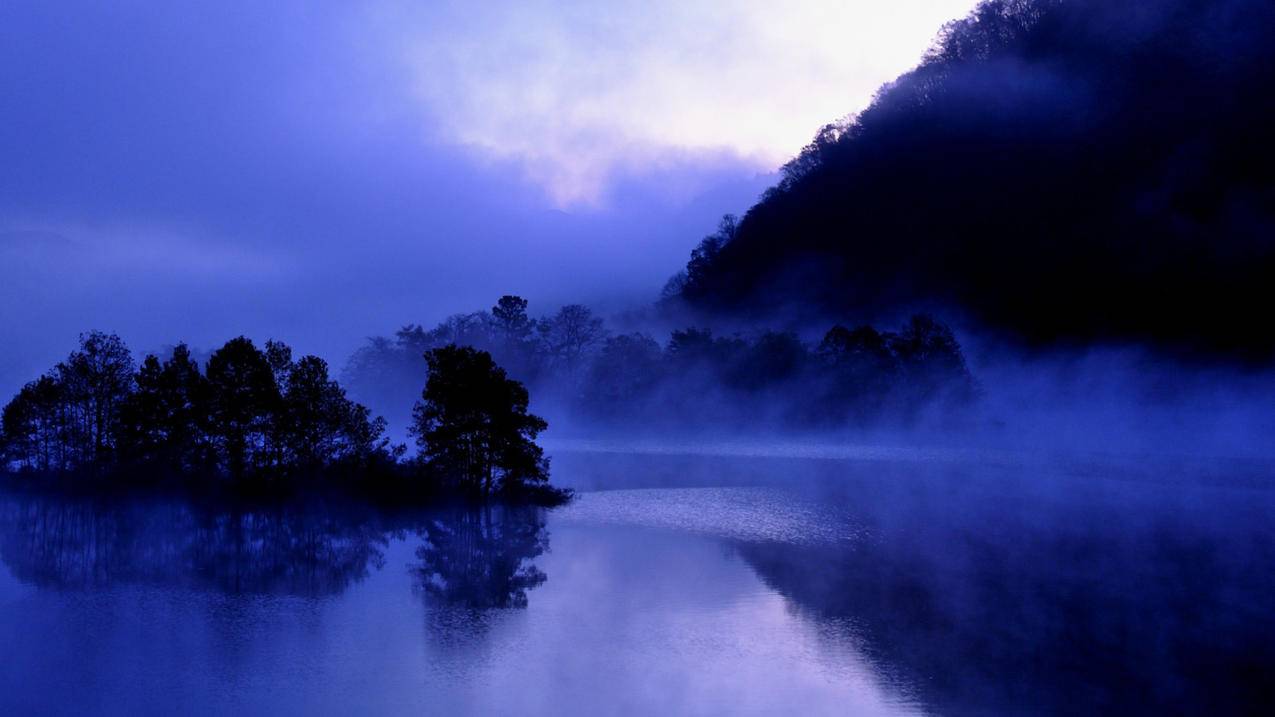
[0,493,550,607]
[729,468,1275,715]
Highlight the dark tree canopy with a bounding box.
[411,346,551,498]
[0,332,134,473]
[205,337,282,478]
[118,344,211,472]
[2,333,393,487]
[672,0,1275,357]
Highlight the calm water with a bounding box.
[2,446,1274,715]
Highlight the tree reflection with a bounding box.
[0,493,552,611]
[0,495,389,597]
[411,506,548,609]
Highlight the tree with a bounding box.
[537,304,607,373]
[665,327,746,372]
[55,331,135,467]
[118,344,211,471]
[659,271,688,302]
[585,333,663,413]
[280,354,388,471]
[889,315,977,407]
[813,325,898,423]
[2,332,135,474]
[264,339,294,393]
[682,214,739,297]
[490,295,533,347]
[205,337,281,478]
[411,345,549,497]
[424,313,492,350]
[488,295,540,379]
[729,331,808,389]
[2,375,68,472]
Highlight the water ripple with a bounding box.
[556,487,864,545]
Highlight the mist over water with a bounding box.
[5,0,1275,712]
[3,448,1272,715]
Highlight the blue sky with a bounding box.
[0,0,975,394]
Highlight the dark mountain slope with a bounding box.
[675,0,1275,356]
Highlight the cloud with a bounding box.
[0,0,966,397]
[385,0,977,204]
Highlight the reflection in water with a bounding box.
[552,454,1275,715]
[412,506,548,609]
[0,494,549,607]
[3,456,1275,715]
[0,496,391,596]
[725,471,1275,715]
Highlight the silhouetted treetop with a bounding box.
[2,333,394,487]
[411,345,553,499]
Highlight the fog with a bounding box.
[6,444,1273,714]
[4,2,1274,713]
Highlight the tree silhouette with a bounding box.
[2,375,67,472]
[538,304,607,373]
[890,315,977,406]
[491,295,533,346]
[280,354,388,471]
[411,345,550,497]
[205,337,282,478]
[584,333,663,413]
[118,344,211,472]
[56,331,135,467]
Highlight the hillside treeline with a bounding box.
[670,0,1275,357]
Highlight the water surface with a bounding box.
[2,448,1273,715]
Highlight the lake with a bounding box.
[2,443,1273,715]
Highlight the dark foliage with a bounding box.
[117,345,212,473]
[671,0,1275,357]
[1,331,134,473]
[1,333,400,491]
[2,332,569,506]
[205,337,284,478]
[412,346,554,499]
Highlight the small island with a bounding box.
[0,331,570,506]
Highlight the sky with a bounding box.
[0,0,976,396]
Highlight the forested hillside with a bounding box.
[671,0,1275,356]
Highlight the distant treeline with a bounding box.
[343,296,978,434]
[1,332,564,504]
